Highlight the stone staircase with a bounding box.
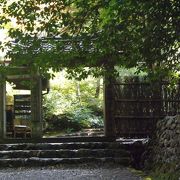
[0,141,132,168]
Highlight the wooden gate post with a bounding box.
[31,75,43,138]
[103,72,116,137]
[0,75,6,139]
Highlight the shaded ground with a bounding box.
[43,128,104,138]
[0,164,142,180]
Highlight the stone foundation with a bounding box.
[151,115,180,172]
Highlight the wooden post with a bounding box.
[0,75,6,139]
[103,70,116,137]
[31,75,43,138]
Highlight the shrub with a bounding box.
[45,106,103,132]
[43,74,104,132]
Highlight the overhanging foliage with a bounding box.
[0,0,179,79]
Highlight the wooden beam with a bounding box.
[31,75,43,138]
[6,75,31,80]
[7,66,29,70]
[0,76,6,139]
[103,74,116,137]
[114,99,180,102]
[114,115,165,119]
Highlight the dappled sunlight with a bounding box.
[43,72,104,135]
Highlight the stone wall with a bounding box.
[152,115,180,172]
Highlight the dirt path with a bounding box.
[0,165,142,180]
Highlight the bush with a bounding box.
[43,74,104,133]
[45,106,104,132]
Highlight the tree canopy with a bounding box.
[0,0,179,79]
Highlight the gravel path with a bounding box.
[0,165,142,180]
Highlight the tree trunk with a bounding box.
[95,78,101,98]
[75,82,81,105]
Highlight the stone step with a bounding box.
[0,142,127,151]
[0,141,135,168]
[0,149,130,159]
[0,157,131,167]
[1,136,115,144]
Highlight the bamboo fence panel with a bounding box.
[112,77,180,137]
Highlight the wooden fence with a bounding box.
[112,76,180,137]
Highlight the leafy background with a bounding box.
[43,71,104,134]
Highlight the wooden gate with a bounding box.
[112,76,180,137]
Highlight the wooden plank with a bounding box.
[14,101,31,106]
[114,115,165,119]
[114,99,180,102]
[7,75,31,80]
[113,82,151,85]
[14,95,31,98]
[14,112,31,115]
[113,81,172,85]
[14,106,31,110]
[7,66,29,70]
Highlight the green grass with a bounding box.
[129,168,150,179]
[129,168,180,180]
[149,172,179,180]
